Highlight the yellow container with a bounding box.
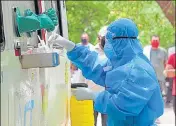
[70,83,94,126]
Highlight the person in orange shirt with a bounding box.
[164,53,176,114]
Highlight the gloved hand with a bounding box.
[71,87,96,101]
[48,32,75,51]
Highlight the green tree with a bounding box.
[66,1,175,48]
[66,1,109,45]
[104,1,175,48]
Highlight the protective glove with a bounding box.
[18,8,58,33]
[26,8,58,31]
[45,8,58,26]
[48,32,75,51]
[71,87,97,101]
[42,8,58,32]
[38,14,55,32]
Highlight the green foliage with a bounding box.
[66,1,109,45]
[66,1,175,48]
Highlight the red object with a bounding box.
[167,53,176,96]
[151,40,160,49]
[14,48,21,56]
[26,49,33,54]
[40,84,45,96]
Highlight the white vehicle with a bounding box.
[1,1,70,126]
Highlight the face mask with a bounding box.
[81,39,88,44]
[151,40,159,49]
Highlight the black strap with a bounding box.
[113,36,137,40]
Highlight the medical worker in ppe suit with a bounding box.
[48,18,164,126]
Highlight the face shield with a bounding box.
[100,36,106,49]
[98,26,108,49]
[104,30,138,61]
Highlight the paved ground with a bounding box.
[96,107,175,126]
[158,107,175,126]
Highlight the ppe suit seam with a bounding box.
[68,45,87,60]
[111,64,136,115]
[111,95,137,116]
[117,64,134,94]
[136,55,158,84]
[81,53,99,77]
[72,52,92,71]
[137,64,159,89]
[117,65,153,116]
[74,48,89,61]
[127,66,158,92]
[80,50,106,86]
[144,69,159,85]
[125,64,135,82]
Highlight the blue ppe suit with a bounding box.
[67,18,164,126]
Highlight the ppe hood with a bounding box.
[104,18,143,67]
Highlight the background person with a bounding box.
[165,45,175,106]
[70,63,83,84]
[144,35,168,97]
[93,26,108,126]
[164,53,176,114]
[70,33,95,84]
[75,33,95,84]
[79,33,95,48]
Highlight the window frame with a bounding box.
[0,1,5,52]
